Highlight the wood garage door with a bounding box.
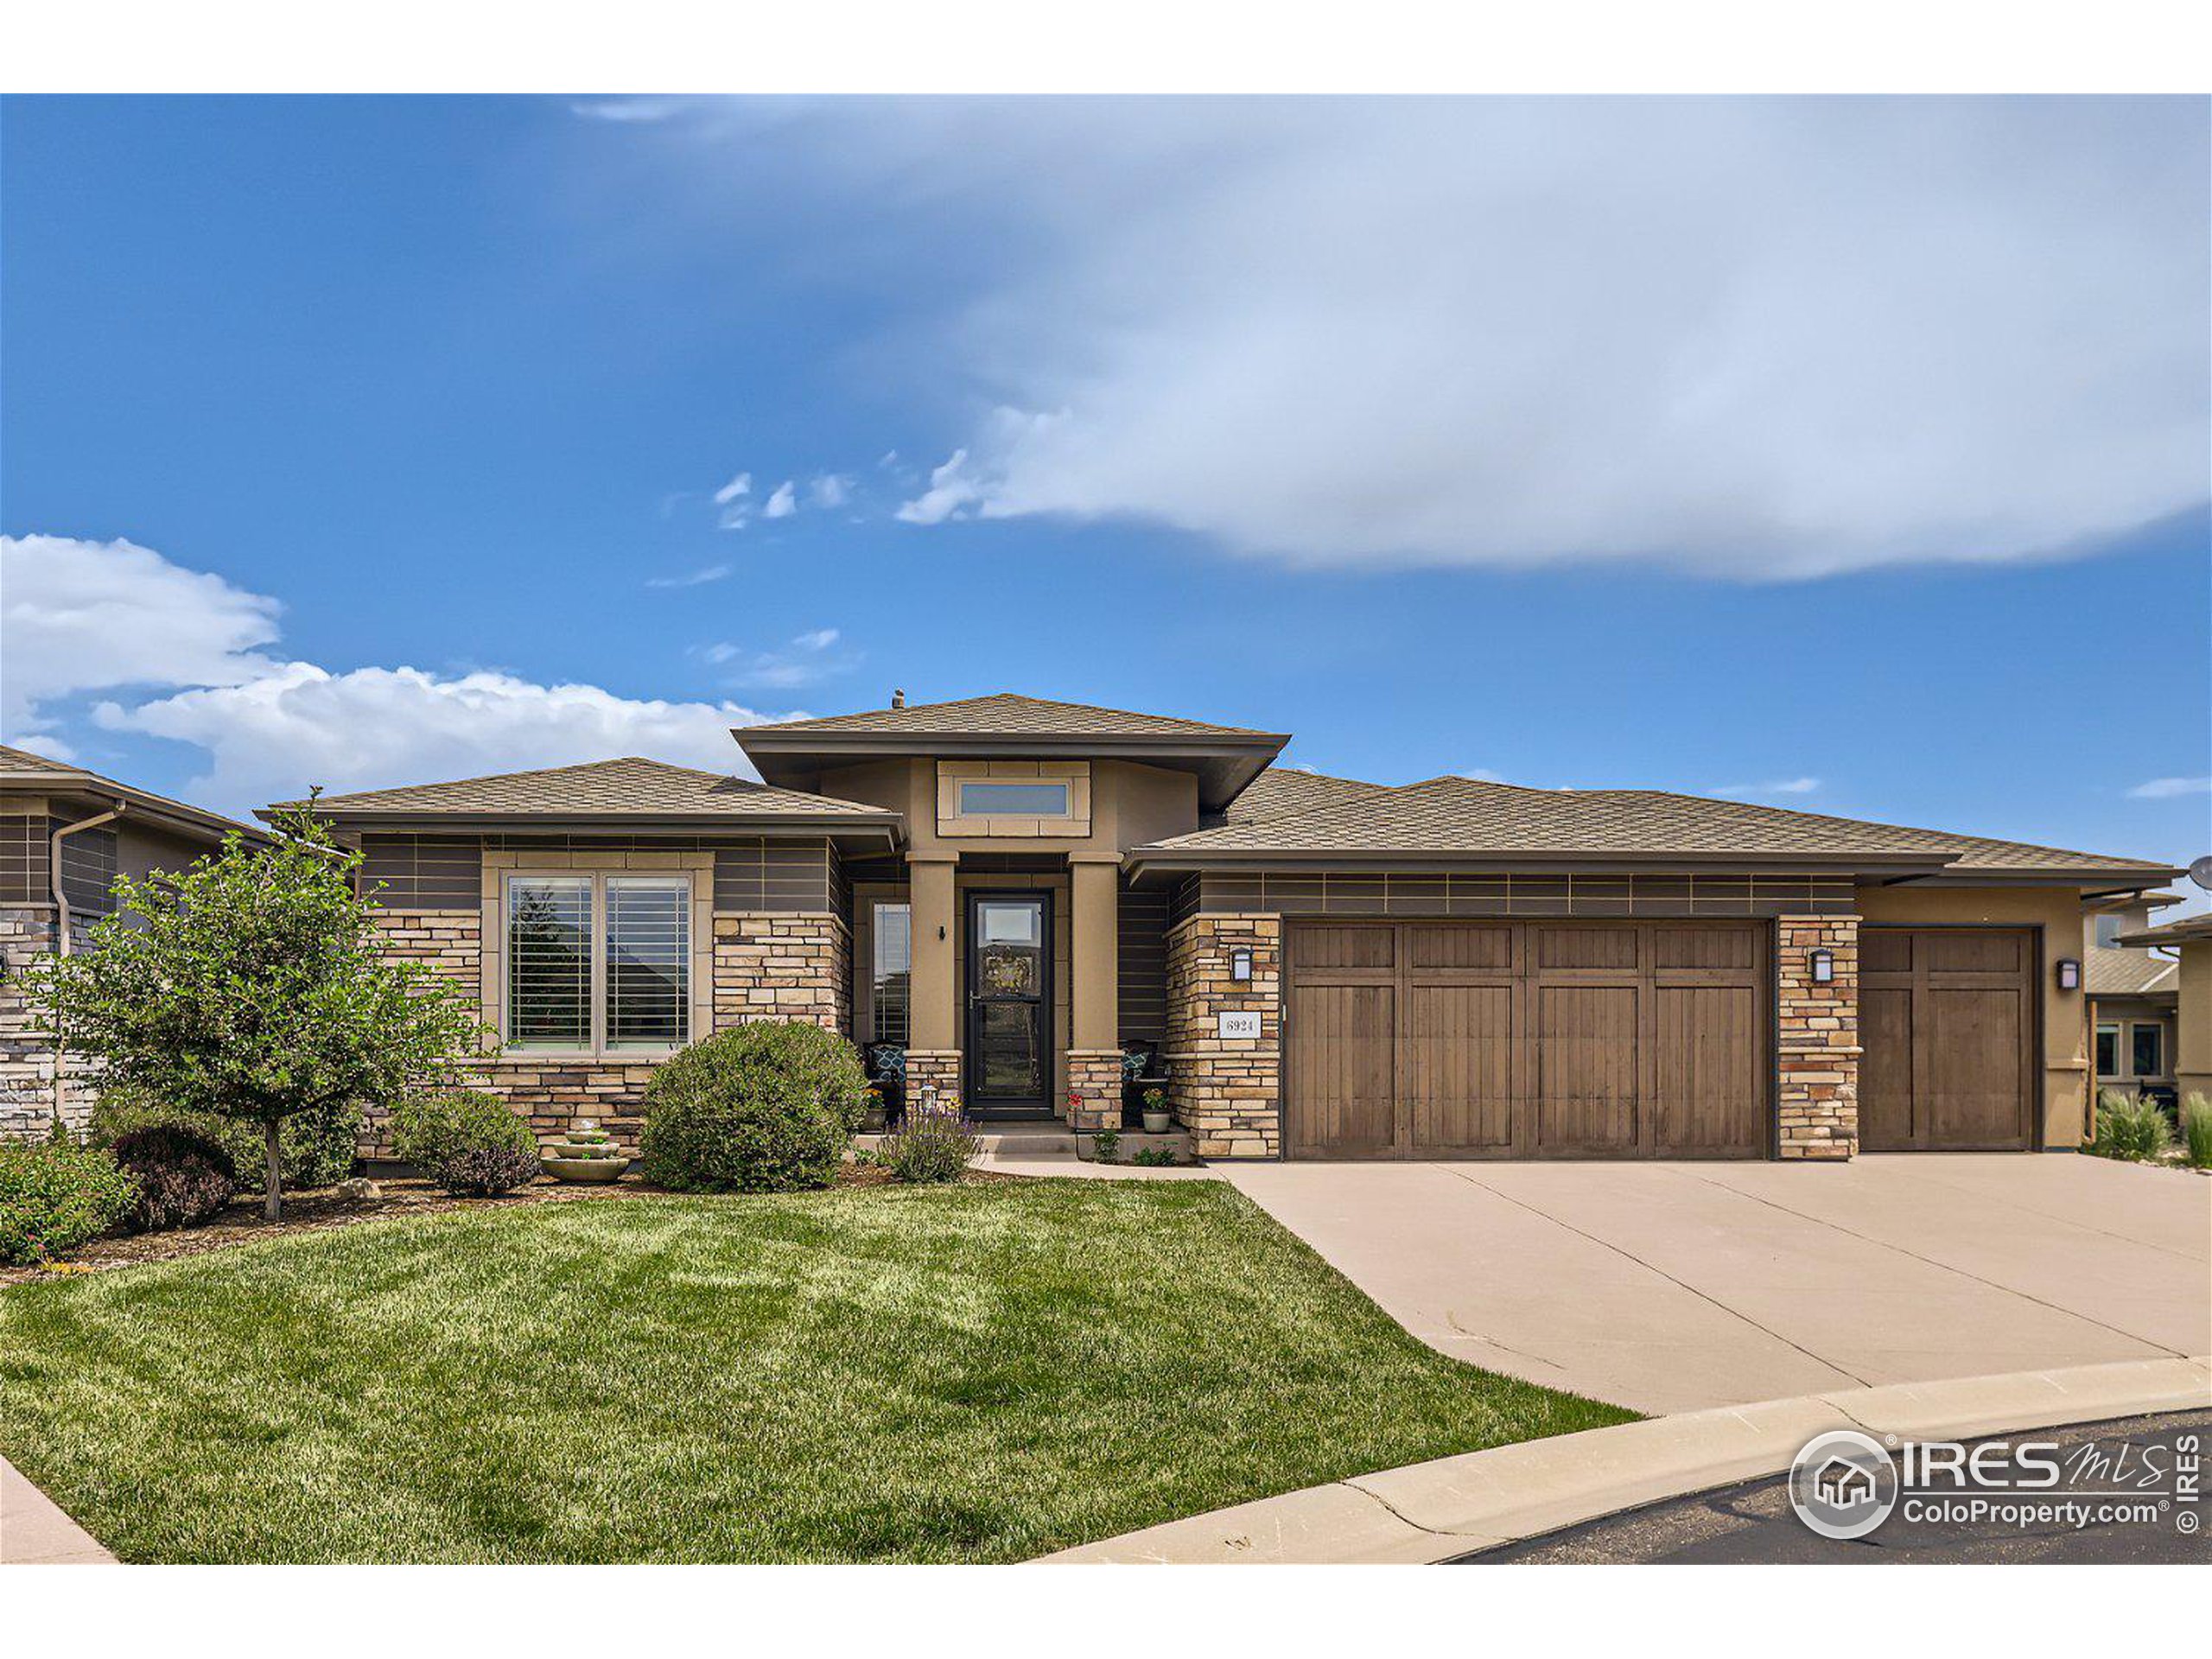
[1859,927,2037,1151]
[1285,921,1769,1160]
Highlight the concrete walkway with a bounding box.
[1,1455,115,1565]
[1225,1154,2212,1414]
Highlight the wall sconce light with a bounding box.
[1809,947,1834,985]
[1230,947,1253,982]
[2056,957,2081,992]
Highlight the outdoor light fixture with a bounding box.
[2056,957,2081,992]
[1810,947,1834,985]
[1230,947,1254,982]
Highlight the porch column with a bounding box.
[1068,855,1122,1130]
[906,854,962,1107]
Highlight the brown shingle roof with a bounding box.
[742,693,1280,741]
[1224,766,1389,824]
[2115,913,2212,948]
[0,742,264,843]
[2086,946,2177,996]
[1135,773,2177,877]
[274,757,896,824]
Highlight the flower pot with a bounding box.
[1141,1110,1171,1135]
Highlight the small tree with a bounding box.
[21,800,484,1217]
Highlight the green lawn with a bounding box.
[0,1180,1631,1562]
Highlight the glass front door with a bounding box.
[966,893,1051,1116]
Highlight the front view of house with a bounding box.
[290,694,2180,1163]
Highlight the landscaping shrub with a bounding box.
[2182,1094,2212,1171]
[0,1141,138,1266]
[390,1090,540,1195]
[111,1123,236,1232]
[2088,1089,2173,1162]
[880,1094,979,1184]
[639,1021,868,1192]
[92,1090,360,1192]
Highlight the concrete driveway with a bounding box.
[1224,1155,2212,1414]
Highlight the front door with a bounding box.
[966,893,1052,1116]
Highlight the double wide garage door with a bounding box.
[1285,920,1770,1160]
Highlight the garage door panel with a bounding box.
[1926,987,2030,1148]
[1653,926,1758,972]
[1924,931,2025,977]
[1862,930,1914,976]
[1536,925,1641,971]
[1404,923,1511,971]
[1536,986,1641,1152]
[1287,982,1395,1156]
[1405,984,1514,1149]
[1859,987,1916,1148]
[1287,924,1395,974]
[1654,985,1762,1154]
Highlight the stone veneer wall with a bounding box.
[368,906,850,1157]
[1776,912,1860,1159]
[1065,1048,1124,1131]
[903,1049,962,1110]
[1163,912,1282,1159]
[1,906,99,1141]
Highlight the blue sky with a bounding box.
[3,95,2207,887]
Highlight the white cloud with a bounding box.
[764,480,798,519]
[1713,776,1823,798]
[571,99,690,124]
[694,626,850,690]
[2127,776,2211,799]
[645,563,733,589]
[808,473,853,509]
[712,472,752,505]
[791,627,840,652]
[98,664,779,813]
[750,99,2206,577]
[895,448,989,524]
[0,534,282,743]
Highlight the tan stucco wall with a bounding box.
[2177,939,2212,1102]
[1853,883,2088,1147]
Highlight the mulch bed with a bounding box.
[2,1162,1020,1287]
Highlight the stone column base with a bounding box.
[1777,913,1860,1160]
[1066,1048,1125,1131]
[904,1049,963,1116]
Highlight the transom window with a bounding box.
[956,780,1071,817]
[505,873,691,1053]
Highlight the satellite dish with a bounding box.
[2190,855,2212,893]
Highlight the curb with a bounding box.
[1036,1354,2212,1564]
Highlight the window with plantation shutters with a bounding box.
[506,876,593,1048]
[502,871,693,1054]
[607,877,690,1049]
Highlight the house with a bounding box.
[2112,911,2212,1104]
[1814,1457,1877,1509]
[283,693,2180,1162]
[0,744,266,1138]
[2085,893,2183,1104]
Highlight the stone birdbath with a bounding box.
[541,1119,628,1183]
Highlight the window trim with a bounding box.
[2094,1022,2120,1079]
[869,899,913,1046]
[955,779,1074,818]
[2129,1020,2165,1081]
[500,868,697,1058]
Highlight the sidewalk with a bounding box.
[1,1455,116,1565]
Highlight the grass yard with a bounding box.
[0,1179,1632,1562]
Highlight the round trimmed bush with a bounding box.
[111,1123,236,1231]
[639,1021,869,1193]
[390,1090,541,1196]
[0,1141,139,1266]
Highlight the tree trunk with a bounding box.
[264,1120,283,1220]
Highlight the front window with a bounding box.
[505,872,690,1053]
[2094,1024,2119,1078]
[957,780,1071,817]
[2131,1022,2164,1080]
[871,901,912,1045]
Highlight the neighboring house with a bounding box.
[2085,893,2181,1103]
[282,692,2180,1164]
[2113,912,2212,1104]
[0,744,265,1138]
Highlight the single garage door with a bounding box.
[1284,920,1769,1160]
[1859,927,2037,1150]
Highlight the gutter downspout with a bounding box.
[48,803,124,1134]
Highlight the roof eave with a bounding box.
[7,775,269,847]
[1122,848,1957,880]
[258,808,906,847]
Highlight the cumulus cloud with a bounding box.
[764,480,798,519]
[9,533,784,814]
[0,534,281,742]
[2127,776,2211,799]
[728,99,2211,577]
